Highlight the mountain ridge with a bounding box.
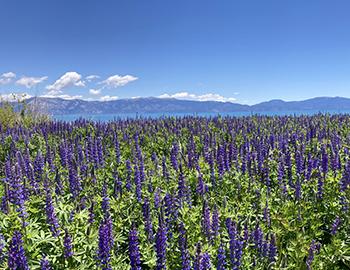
[16,96,350,115]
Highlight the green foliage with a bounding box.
[1,115,350,269]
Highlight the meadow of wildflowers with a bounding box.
[0,114,349,269]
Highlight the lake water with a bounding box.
[53,109,350,121]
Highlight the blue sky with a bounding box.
[1,0,350,104]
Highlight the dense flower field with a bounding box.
[0,115,350,269]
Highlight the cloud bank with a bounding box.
[158,92,236,102]
[99,95,119,101]
[0,72,16,85]
[40,94,83,100]
[100,74,138,88]
[89,88,101,95]
[16,76,48,88]
[85,75,100,82]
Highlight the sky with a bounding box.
[1,0,350,105]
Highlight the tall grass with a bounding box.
[0,95,49,130]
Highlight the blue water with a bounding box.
[53,109,350,121]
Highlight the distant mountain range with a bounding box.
[19,96,350,115]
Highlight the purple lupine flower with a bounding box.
[269,234,277,263]
[59,142,68,167]
[114,132,121,164]
[8,231,29,270]
[63,229,73,258]
[339,195,349,212]
[262,166,271,191]
[101,182,110,217]
[67,153,81,198]
[262,234,269,257]
[134,164,142,203]
[306,240,321,270]
[54,169,63,196]
[91,137,99,167]
[113,173,122,198]
[178,223,191,270]
[187,136,196,169]
[0,234,5,263]
[306,153,313,181]
[80,196,87,210]
[9,164,27,224]
[201,252,211,270]
[202,201,211,239]
[126,159,132,191]
[243,222,249,243]
[128,224,141,270]
[76,143,84,166]
[1,182,9,214]
[211,204,220,239]
[196,164,205,196]
[217,242,227,270]
[252,223,263,255]
[177,165,188,205]
[34,150,45,184]
[233,238,243,270]
[134,133,142,162]
[142,197,153,241]
[44,179,60,237]
[97,217,114,270]
[277,155,286,193]
[164,193,178,239]
[23,152,39,193]
[96,136,104,166]
[170,141,179,171]
[151,152,158,168]
[295,149,303,176]
[339,159,350,192]
[193,243,202,270]
[226,218,243,269]
[156,214,167,270]
[45,144,55,172]
[217,145,225,177]
[154,188,161,209]
[321,145,328,175]
[331,216,341,235]
[5,158,13,183]
[40,256,52,270]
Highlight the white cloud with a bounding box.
[0,72,16,85]
[158,92,237,102]
[85,75,100,82]
[100,74,138,88]
[16,76,48,88]
[46,72,85,95]
[0,92,32,102]
[40,94,83,100]
[89,88,101,95]
[100,95,118,101]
